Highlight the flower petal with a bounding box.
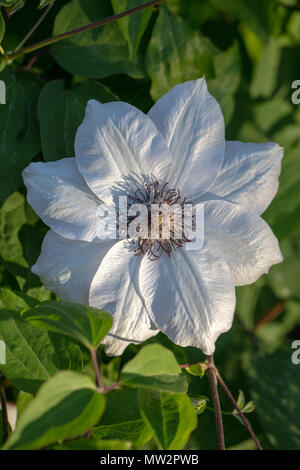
[139,243,235,355]
[89,240,158,355]
[148,78,225,200]
[204,141,283,214]
[23,158,108,242]
[204,200,283,286]
[32,231,115,304]
[75,100,172,203]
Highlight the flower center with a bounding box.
[125,180,193,260]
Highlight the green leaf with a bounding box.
[0,55,7,73]
[138,390,197,450]
[208,42,241,123]
[167,0,216,28]
[209,0,278,43]
[51,0,145,79]
[22,300,113,350]
[185,364,205,377]
[272,123,300,150]
[0,192,32,275]
[146,5,215,100]
[236,389,245,409]
[0,68,42,206]
[264,145,300,239]
[236,280,265,330]
[241,401,255,414]
[0,289,83,393]
[189,394,209,415]
[0,191,50,296]
[240,25,264,64]
[52,438,132,450]
[0,410,3,446]
[16,391,34,417]
[286,10,300,44]
[111,0,153,59]
[0,0,22,6]
[120,344,187,393]
[253,98,292,134]
[4,371,106,450]
[250,38,281,99]
[248,350,300,449]
[265,229,300,300]
[38,80,118,162]
[38,0,55,8]
[0,10,5,44]
[92,388,152,447]
[231,391,255,422]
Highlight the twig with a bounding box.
[179,361,207,369]
[216,372,263,450]
[3,1,25,21]
[102,382,121,393]
[253,301,285,332]
[0,382,8,444]
[183,357,263,450]
[90,350,121,393]
[14,2,55,52]
[6,0,165,62]
[205,356,225,450]
[206,406,234,416]
[90,349,103,391]
[21,49,48,70]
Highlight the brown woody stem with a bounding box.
[0,381,8,444]
[90,349,103,391]
[253,301,285,332]
[216,371,263,450]
[6,0,164,62]
[205,355,225,450]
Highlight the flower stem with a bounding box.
[14,2,54,52]
[205,355,225,450]
[0,380,8,444]
[206,406,234,416]
[6,0,165,62]
[253,301,285,332]
[215,371,263,450]
[90,349,103,391]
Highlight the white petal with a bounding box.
[148,78,225,200]
[204,200,283,286]
[32,231,115,304]
[205,141,283,214]
[75,100,172,203]
[23,158,108,242]
[89,240,158,355]
[139,243,235,355]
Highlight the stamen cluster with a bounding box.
[126,180,192,259]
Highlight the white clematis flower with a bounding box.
[23,78,283,356]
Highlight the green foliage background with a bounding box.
[0,0,300,450]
